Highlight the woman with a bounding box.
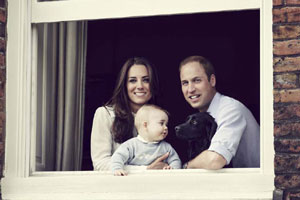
[91,57,169,171]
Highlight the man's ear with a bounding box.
[210,74,216,87]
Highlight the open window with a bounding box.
[2,0,274,199]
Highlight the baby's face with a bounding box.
[146,110,169,142]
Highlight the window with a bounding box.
[2,0,274,199]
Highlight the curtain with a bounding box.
[36,21,87,171]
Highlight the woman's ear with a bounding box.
[210,74,216,87]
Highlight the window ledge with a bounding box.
[2,169,274,200]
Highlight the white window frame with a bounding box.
[2,0,274,199]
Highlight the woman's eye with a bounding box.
[128,79,137,83]
[143,78,150,83]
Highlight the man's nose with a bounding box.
[187,83,195,93]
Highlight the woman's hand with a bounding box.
[147,152,169,170]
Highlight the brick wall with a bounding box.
[0,0,5,179]
[273,0,300,199]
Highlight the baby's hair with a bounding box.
[134,104,169,130]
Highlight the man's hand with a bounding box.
[187,150,226,170]
[147,152,169,170]
[114,169,128,176]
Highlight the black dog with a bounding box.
[175,112,217,161]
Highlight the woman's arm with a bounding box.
[90,107,115,171]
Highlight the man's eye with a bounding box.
[194,78,201,83]
[182,81,188,86]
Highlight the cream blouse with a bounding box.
[90,106,137,171]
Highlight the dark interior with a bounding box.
[82,10,260,170]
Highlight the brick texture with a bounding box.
[273,25,300,40]
[274,89,300,103]
[274,73,298,89]
[274,57,300,72]
[275,154,300,172]
[286,0,300,5]
[275,174,300,190]
[274,122,300,137]
[273,0,283,6]
[274,40,300,56]
[273,1,300,198]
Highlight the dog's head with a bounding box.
[175,112,217,141]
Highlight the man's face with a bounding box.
[180,61,216,112]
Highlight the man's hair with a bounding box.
[179,56,216,79]
[134,104,169,131]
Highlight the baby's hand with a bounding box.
[163,166,172,170]
[114,169,128,176]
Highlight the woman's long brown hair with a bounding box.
[105,57,159,143]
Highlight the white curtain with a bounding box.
[36,21,87,171]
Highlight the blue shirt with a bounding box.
[207,92,260,168]
[111,135,182,172]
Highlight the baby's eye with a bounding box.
[181,81,188,86]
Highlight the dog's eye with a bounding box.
[190,120,197,125]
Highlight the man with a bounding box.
[179,56,260,169]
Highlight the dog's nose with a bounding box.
[175,126,180,132]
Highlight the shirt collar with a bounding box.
[137,135,159,144]
[207,92,221,118]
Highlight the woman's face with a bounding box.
[127,64,152,113]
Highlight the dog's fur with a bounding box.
[175,112,217,161]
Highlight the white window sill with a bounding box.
[2,169,274,200]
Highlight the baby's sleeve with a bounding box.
[111,142,132,172]
[166,143,182,169]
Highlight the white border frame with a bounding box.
[2,0,274,199]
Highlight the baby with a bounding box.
[111,104,182,176]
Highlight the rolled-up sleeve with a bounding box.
[90,107,115,171]
[208,104,247,165]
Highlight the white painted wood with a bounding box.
[3,0,274,199]
[31,0,261,23]
[5,0,32,178]
[2,170,273,200]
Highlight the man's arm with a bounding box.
[186,150,226,170]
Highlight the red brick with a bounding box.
[286,191,300,199]
[0,52,4,67]
[275,154,300,172]
[286,0,300,5]
[274,40,300,56]
[274,89,300,103]
[274,138,300,153]
[274,57,300,72]
[273,25,300,40]
[0,8,5,23]
[274,122,300,137]
[274,73,298,89]
[0,37,5,52]
[274,104,300,120]
[287,7,300,22]
[273,8,287,23]
[275,174,300,190]
[273,0,283,6]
